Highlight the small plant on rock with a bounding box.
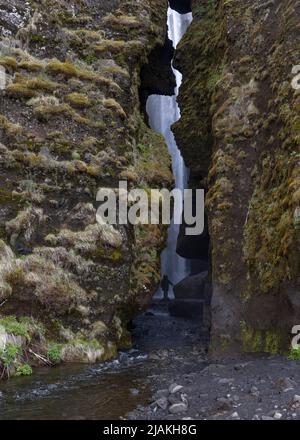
[47,343,62,364]
[15,363,33,376]
[0,343,21,378]
[288,348,300,361]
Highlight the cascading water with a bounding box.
[146,7,193,297]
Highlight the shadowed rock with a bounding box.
[173,272,208,300]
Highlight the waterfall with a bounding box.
[146,7,193,297]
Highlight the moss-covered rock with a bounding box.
[0,0,172,375]
[175,0,300,354]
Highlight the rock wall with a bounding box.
[0,0,173,373]
[174,0,300,354]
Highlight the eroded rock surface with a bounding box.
[0,0,173,374]
[174,0,300,353]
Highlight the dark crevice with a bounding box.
[139,35,176,118]
[169,0,192,14]
[136,6,211,346]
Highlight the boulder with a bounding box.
[173,272,208,299]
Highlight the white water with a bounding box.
[146,7,193,297]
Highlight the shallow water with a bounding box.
[0,301,204,420]
[0,353,151,420]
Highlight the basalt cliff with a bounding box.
[174,0,300,354]
[0,0,173,375]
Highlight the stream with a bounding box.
[0,300,205,420]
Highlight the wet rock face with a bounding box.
[174,0,300,353]
[0,0,172,366]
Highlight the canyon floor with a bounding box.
[128,301,300,421]
[1,299,300,420]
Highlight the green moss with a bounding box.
[62,14,92,25]
[118,329,132,350]
[45,60,119,90]
[0,316,30,340]
[33,102,103,129]
[0,114,23,138]
[65,92,92,108]
[240,321,285,354]
[218,271,232,286]
[0,343,21,368]
[83,54,98,65]
[102,342,118,361]
[15,363,33,376]
[0,189,23,205]
[243,154,298,293]
[47,343,62,364]
[102,98,126,118]
[0,56,17,69]
[18,60,44,72]
[30,34,47,44]
[95,245,123,262]
[46,60,78,77]
[134,116,173,187]
[102,13,142,30]
[240,321,263,352]
[6,82,37,99]
[172,0,226,172]
[86,165,102,177]
[265,330,282,355]
[288,348,300,360]
[5,75,59,99]
[220,334,231,351]
[207,61,226,92]
[93,40,126,54]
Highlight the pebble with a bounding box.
[157,349,169,359]
[169,402,188,414]
[231,412,239,418]
[261,416,274,421]
[215,397,232,411]
[280,377,297,390]
[130,388,140,396]
[169,383,184,394]
[234,362,249,371]
[168,395,182,405]
[250,386,260,397]
[293,395,300,403]
[273,412,283,420]
[156,397,168,410]
[219,378,234,384]
[148,352,160,360]
[119,352,129,364]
